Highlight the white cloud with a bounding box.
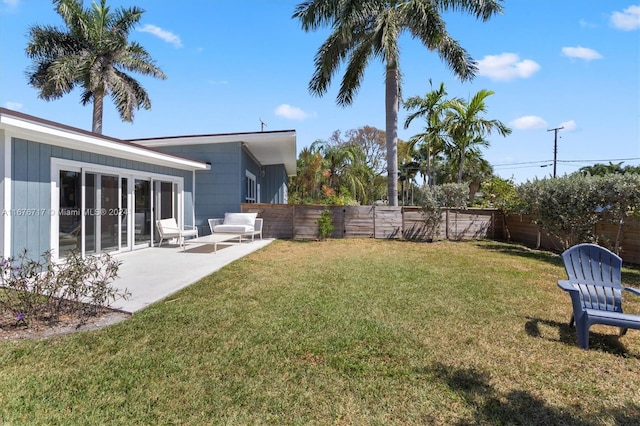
[559,120,577,131]
[4,101,23,110]
[610,5,640,31]
[2,0,19,6]
[561,46,603,61]
[477,53,540,81]
[138,24,182,48]
[509,115,547,130]
[274,104,313,120]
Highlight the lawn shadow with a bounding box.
[476,241,640,285]
[425,362,640,425]
[474,242,564,268]
[524,316,639,359]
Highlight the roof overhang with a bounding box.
[0,108,210,172]
[130,130,297,176]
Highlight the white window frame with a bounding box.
[246,170,257,203]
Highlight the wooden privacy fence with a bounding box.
[240,203,640,265]
[241,204,503,242]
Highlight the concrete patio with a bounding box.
[109,238,274,313]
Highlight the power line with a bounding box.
[492,160,551,168]
[491,157,640,170]
[557,157,640,163]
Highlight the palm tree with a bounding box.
[442,89,511,183]
[578,162,625,177]
[289,146,326,202]
[404,80,455,187]
[25,0,166,134]
[312,139,369,203]
[293,0,505,206]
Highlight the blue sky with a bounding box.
[1,0,638,183]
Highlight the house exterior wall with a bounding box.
[261,164,288,204]
[131,141,290,232]
[158,142,243,229]
[9,137,194,257]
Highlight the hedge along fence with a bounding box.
[241,204,640,265]
[503,213,640,265]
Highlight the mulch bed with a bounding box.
[0,309,130,341]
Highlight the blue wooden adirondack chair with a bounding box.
[558,243,640,350]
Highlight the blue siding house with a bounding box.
[0,108,296,261]
[130,130,296,232]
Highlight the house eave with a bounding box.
[0,108,210,171]
[130,130,297,176]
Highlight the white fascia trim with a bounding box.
[133,130,297,147]
[0,115,209,171]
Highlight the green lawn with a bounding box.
[1,240,639,425]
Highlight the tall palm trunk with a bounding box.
[92,93,104,134]
[457,147,464,183]
[385,63,399,206]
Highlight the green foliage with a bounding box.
[0,249,128,326]
[418,186,442,238]
[577,162,640,176]
[289,131,387,205]
[317,209,334,240]
[597,173,640,218]
[476,176,519,210]
[595,173,640,252]
[516,175,600,249]
[441,90,512,184]
[417,182,470,238]
[514,174,640,250]
[437,183,469,208]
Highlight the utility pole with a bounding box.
[259,118,267,132]
[547,126,564,178]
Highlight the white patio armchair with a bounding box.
[156,218,198,247]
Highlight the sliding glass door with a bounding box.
[53,160,184,259]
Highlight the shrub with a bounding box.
[318,209,334,240]
[0,249,128,327]
[418,185,442,239]
[436,183,469,209]
[516,175,601,250]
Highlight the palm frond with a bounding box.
[435,0,505,21]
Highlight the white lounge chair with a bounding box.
[156,218,198,247]
[208,213,263,242]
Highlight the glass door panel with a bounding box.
[121,177,129,249]
[58,170,81,257]
[85,173,97,254]
[101,174,119,252]
[134,179,151,246]
[159,182,174,219]
[154,181,177,242]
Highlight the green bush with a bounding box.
[418,185,442,239]
[0,249,128,326]
[514,174,640,251]
[318,209,335,240]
